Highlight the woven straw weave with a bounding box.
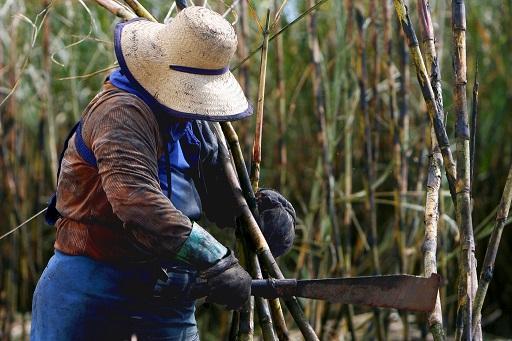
[117,6,250,120]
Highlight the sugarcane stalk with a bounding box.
[266,9,290,334]
[385,0,405,275]
[423,152,445,341]
[340,1,357,339]
[306,5,342,332]
[267,293,289,341]
[307,0,342,272]
[41,1,57,188]
[341,100,357,341]
[342,102,358,339]
[369,0,380,132]
[421,52,446,341]
[418,0,443,115]
[368,0,383,212]
[392,0,457,209]
[5,14,21,337]
[218,122,319,341]
[355,8,385,341]
[238,0,250,97]
[123,0,157,21]
[238,297,254,341]
[237,233,255,341]
[344,1,355,262]
[244,12,270,334]
[466,66,479,339]
[247,247,278,341]
[397,9,410,240]
[0,18,6,335]
[250,10,270,192]
[34,122,44,270]
[356,9,380,276]
[34,0,50,271]
[386,1,409,337]
[274,0,287,190]
[366,2,381,277]
[330,2,357,339]
[69,33,81,122]
[470,65,478,195]
[222,0,239,18]
[451,1,477,339]
[417,1,446,339]
[234,0,253,151]
[246,9,284,341]
[472,165,512,337]
[306,0,329,277]
[96,0,136,20]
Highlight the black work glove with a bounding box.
[255,189,296,257]
[199,251,252,310]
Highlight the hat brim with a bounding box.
[114,19,252,121]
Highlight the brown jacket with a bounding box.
[54,83,240,263]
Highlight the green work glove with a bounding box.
[175,222,229,270]
[175,223,252,309]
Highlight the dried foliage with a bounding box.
[1,0,512,339]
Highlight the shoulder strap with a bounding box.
[75,121,97,167]
[162,125,172,201]
[56,122,81,181]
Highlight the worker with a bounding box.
[31,6,295,340]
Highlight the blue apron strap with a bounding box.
[75,121,97,167]
[163,132,172,201]
[57,122,81,178]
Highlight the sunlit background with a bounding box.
[1,0,511,339]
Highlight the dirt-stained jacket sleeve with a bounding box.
[82,94,193,258]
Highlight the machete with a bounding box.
[189,274,441,312]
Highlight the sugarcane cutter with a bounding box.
[156,273,441,313]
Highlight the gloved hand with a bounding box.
[256,189,296,257]
[199,251,252,310]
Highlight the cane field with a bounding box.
[1,0,512,340]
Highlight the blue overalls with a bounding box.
[31,71,204,341]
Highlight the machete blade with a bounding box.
[295,274,441,312]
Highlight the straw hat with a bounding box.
[114,6,252,121]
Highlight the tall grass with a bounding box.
[1,0,512,339]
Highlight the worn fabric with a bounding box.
[189,120,245,229]
[109,69,148,108]
[158,121,202,220]
[175,222,228,270]
[111,68,244,228]
[111,68,244,229]
[256,189,296,257]
[41,76,249,340]
[53,81,243,263]
[31,250,199,341]
[54,83,193,262]
[109,69,204,219]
